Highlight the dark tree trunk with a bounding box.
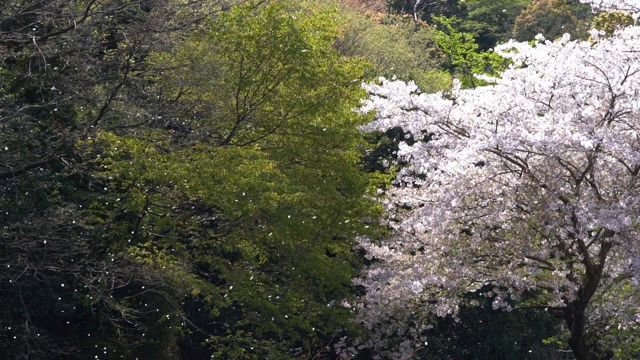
[562,235,615,360]
[565,300,598,360]
[564,272,613,359]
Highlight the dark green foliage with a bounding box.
[420,291,563,359]
[512,0,593,41]
[0,1,203,356]
[389,0,466,23]
[457,0,532,50]
[2,0,380,358]
[384,0,530,50]
[361,127,409,174]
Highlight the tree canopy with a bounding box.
[4,0,640,358]
[354,1,640,359]
[0,0,381,358]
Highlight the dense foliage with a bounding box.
[333,11,451,93]
[0,0,380,358]
[512,0,593,42]
[2,0,638,358]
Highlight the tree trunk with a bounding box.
[564,236,615,360]
[565,301,613,360]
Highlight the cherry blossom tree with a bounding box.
[355,3,640,359]
[579,0,640,14]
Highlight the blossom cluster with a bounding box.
[355,22,640,357]
[580,0,640,14]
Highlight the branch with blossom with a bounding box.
[354,21,640,360]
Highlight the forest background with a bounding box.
[0,0,633,359]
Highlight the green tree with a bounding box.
[512,0,592,41]
[87,1,381,358]
[0,0,221,358]
[334,10,451,93]
[593,11,635,36]
[433,16,508,88]
[419,289,563,359]
[395,0,466,24]
[458,0,532,50]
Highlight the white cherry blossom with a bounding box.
[580,0,640,14]
[356,25,640,359]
